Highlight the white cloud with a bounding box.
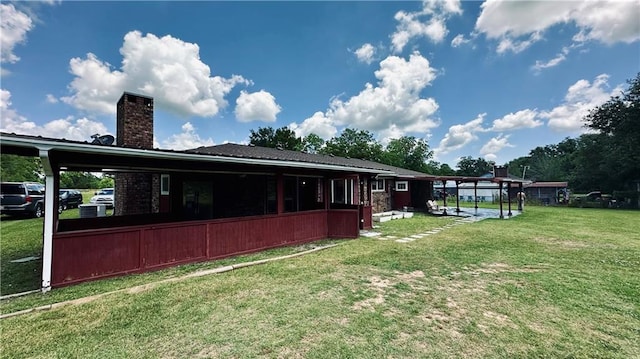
[160,122,215,150]
[289,112,337,140]
[450,34,470,47]
[61,31,252,118]
[1,89,108,140]
[480,134,513,159]
[45,94,59,103]
[476,0,640,54]
[1,4,33,64]
[495,32,541,54]
[354,43,376,64]
[234,90,281,123]
[532,47,570,72]
[489,109,542,131]
[378,124,406,146]
[307,52,440,141]
[435,113,486,156]
[540,74,623,133]
[391,0,462,53]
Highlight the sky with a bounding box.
[1,1,639,168]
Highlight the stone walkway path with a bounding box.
[362,216,486,244]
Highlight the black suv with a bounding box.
[59,189,83,210]
[0,182,62,218]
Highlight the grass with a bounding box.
[1,206,639,358]
[0,190,112,295]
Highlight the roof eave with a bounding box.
[1,134,393,175]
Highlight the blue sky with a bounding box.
[1,1,639,167]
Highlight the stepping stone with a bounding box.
[10,256,39,263]
[411,234,423,239]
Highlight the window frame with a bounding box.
[395,181,408,192]
[371,179,385,192]
[161,174,170,195]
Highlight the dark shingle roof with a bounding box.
[0,132,434,178]
[187,143,433,178]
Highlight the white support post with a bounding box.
[39,149,54,293]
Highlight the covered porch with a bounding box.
[1,133,385,290]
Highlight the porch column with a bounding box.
[276,173,284,214]
[39,149,54,292]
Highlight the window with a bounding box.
[161,174,170,195]
[371,179,385,192]
[284,176,324,213]
[395,181,408,192]
[331,178,355,205]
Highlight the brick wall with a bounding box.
[115,92,159,215]
[116,93,154,149]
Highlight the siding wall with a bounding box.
[52,209,357,286]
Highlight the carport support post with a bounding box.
[507,182,512,217]
[499,181,504,219]
[39,149,54,292]
[455,181,460,213]
[474,181,478,209]
[442,180,447,215]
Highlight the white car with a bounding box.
[90,188,114,208]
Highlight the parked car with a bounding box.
[90,188,114,208]
[59,189,83,210]
[1,182,47,217]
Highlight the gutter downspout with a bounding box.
[39,148,54,293]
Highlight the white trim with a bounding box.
[39,149,53,293]
[395,181,409,192]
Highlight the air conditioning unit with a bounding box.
[79,204,106,218]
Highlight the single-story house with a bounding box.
[0,92,439,291]
[0,92,527,292]
[524,181,569,205]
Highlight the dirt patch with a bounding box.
[396,270,425,281]
[352,293,385,311]
[483,310,517,329]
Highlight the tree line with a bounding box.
[506,73,639,195]
[250,73,639,195]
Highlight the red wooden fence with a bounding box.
[52,209,359,286]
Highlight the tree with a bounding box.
[582,72,640,188]
[507,137,578,181]
[302,133,325,154]
[456,156,495,177]
[381,136,433,173]
[249,126,302,150]
[0,154,42,182]
[321,128,383,161]
[60,171,103,189]
[425,161,456,176]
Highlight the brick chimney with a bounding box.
[116,92,154,149]
[493,165,509,178]
[115,92,160,215]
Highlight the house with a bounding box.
[0,92,438,291]
[0,92,527,292]
[524,181,569,205]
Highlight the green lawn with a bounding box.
[1,206,639,358]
